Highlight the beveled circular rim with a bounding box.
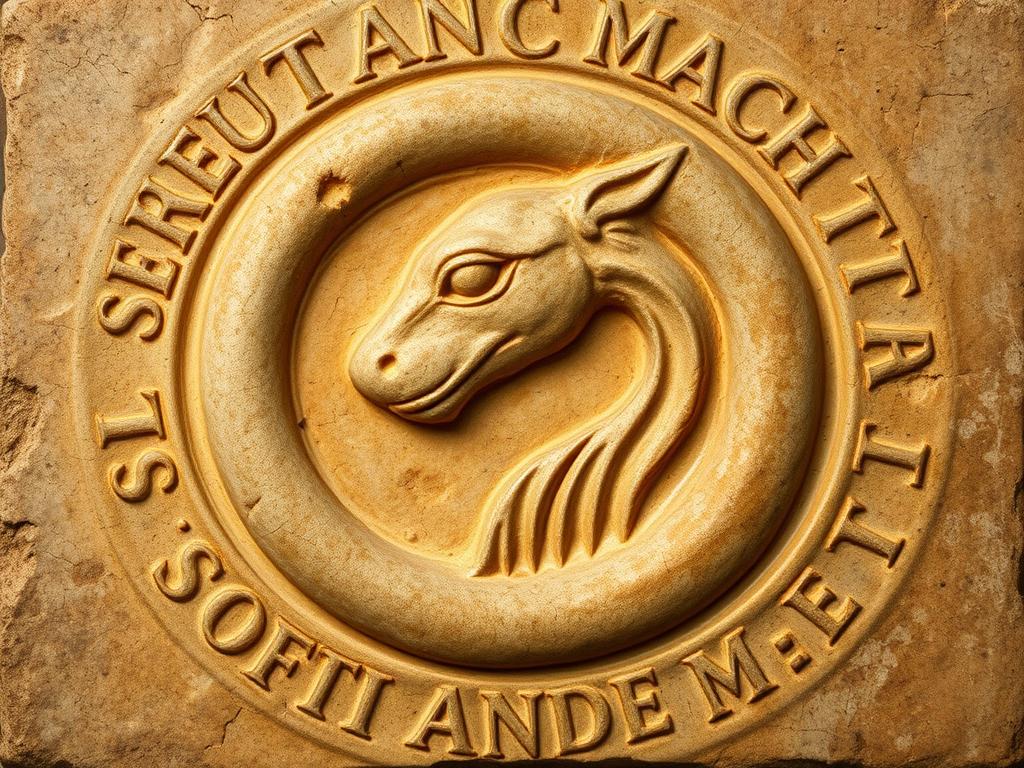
[192,76,823,667]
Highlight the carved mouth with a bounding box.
[389,333,515,419]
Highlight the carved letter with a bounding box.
[109,449,177,502]
[201,586,267,655]
[839,239,919,297]
[480,690,541,759]
[609,667,673,743]
[124,178,211,253]
[404,685,476,756]
[420,0,481,61]
[758,105,851,195]
[151,539,224,602]
[782,567,861,645]
[826,496,905,567]
[658,33,722,114]
[341,665,394,739]
[158,126,240,200]
[857,322,934,387]
[682,627,777,722]
[546,686,612,756]
[294,648,392,739]
[260,30,333,109]
[296,647,359,720]
[724,72,796,143]
[106,240,179,297]
[97,294,164,340]
[498,0,559,59]
[95,389,165,448]
[813,175,895,243]
[583,0,675,82]
[197,72,276,152]
[243,617,315,690]
[355,7,424,84]
[852,421,930,488]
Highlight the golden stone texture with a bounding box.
[0,0,1021,765]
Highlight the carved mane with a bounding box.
[470,229,706,575]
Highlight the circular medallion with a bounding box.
[75,0,953,761]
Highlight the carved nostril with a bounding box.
[377,353,397,373]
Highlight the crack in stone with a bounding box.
[204,707,242,752]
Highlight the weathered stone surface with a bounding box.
[1,0,1021,765]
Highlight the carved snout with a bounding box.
[351,312,525,424]
[348,334,409,408]
[349,319,478,424]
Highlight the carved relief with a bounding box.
[71,0,955,761]
[189,76,825,669]
[350,146,709,574]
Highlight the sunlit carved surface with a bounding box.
[61,0,967,761]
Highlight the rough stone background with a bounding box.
[0,0,1021,766]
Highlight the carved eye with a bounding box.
[448,262,501,297]
[439,255,517,306]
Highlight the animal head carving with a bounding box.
[349,145,687,424]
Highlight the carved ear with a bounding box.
[569,144,687,240]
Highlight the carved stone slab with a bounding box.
[1,0,1021,765]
